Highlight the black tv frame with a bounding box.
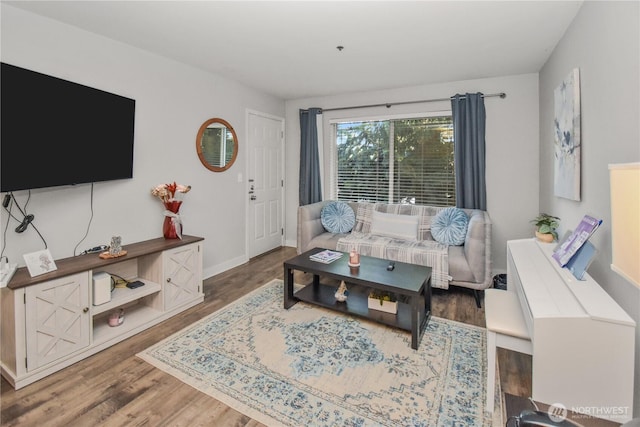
[1,62,136,193]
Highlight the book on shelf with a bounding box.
[310,250,343,263]
[552,214,602,267]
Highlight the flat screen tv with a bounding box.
[1,62,136,193]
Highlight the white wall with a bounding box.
[0,5,285,278]
[284,73,540,273]
[539,0,639,419]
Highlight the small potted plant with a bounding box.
[368,290,398,314]
[531,213,560,243]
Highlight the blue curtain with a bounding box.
[299,108,323,205]
[451,93,486,210]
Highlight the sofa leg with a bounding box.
[473,290,483,308]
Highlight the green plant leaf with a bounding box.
[538,224,552,234]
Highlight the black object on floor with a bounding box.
[493,273,507,290]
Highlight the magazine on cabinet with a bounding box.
[566,240,597,280]
[552,215,602,267]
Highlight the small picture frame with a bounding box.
[110,236,122,255]
[23,249,57,277]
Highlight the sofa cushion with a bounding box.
[353,202,442,241]
[320,201,356,233]
[370,210,419,240]
[431,207,469,246]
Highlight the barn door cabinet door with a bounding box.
[163,242,202,311]
[25,272,91,371]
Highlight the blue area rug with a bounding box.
[138,279,502,426]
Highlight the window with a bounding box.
[334,114,455,206]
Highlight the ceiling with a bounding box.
[4,1,584,100]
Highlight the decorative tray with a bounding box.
[99,250,128,259]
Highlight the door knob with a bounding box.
[250,195,257,201]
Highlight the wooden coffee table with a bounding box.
[284,248,432,350]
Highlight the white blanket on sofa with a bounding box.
[336,232,450,289]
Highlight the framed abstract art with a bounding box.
[553,68,581,201]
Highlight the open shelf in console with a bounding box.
[91,279,161,316]
[91,274,163,347]
[92,299,163,345]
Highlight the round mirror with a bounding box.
[196,118,238,172]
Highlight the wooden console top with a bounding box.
[7,235,204,290]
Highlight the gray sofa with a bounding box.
[297,200,492,307]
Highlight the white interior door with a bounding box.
[248,112,284,258]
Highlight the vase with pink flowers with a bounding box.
[151,182,191,239]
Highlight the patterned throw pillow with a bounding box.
[370,210,419,240]
[321,201,356,233]
[430,207,469,246]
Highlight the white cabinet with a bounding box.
[1,236,204,390]
[507,239,635,423]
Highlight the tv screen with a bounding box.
[1,62,136,193]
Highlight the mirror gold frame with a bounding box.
[196,118,238,172]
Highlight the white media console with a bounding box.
[506,238,635,423]
[1,235,204,389]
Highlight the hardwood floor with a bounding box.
[1,246,532,426]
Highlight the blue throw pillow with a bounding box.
[321,201,355,234]
[431,207,469,246]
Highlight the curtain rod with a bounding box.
[303,92,506,113]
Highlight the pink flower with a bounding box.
[151,181,191,203]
